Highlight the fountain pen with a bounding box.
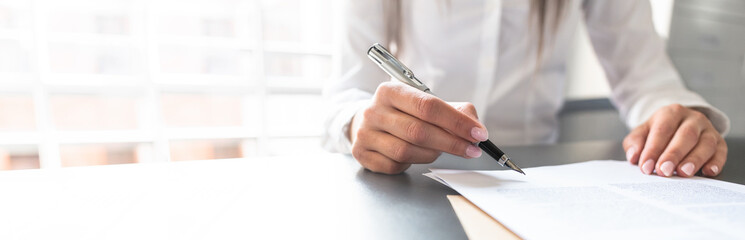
[367,43,525,175]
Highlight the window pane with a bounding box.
[302,1,333,44]
[0,94,35,131]
[240,138,257,157]
[262,0,333,44]
[49,94,139,130]
[60,142,148,167]
[48,43,136,75]
[0,40,31,72]
[153,0,245,35]
[158,15,235,37]
[264,53,330,85]
[0,0,343,166]
[262,0,301,42]
[0,145,39,170]
[47,12,130,34]
[161,93,243,127]
[265,94,323,136]
[169,138,242,161]
[42,0,134,32]
[0,5,17,29]
[158,46,248,76]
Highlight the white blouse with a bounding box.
[322,0,730,153]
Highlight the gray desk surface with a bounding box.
[350,137,745,239]
[1,138,743,239]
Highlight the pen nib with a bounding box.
[505,159,525,175]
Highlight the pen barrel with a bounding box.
[478,140,507,166]
[367,43,430,92]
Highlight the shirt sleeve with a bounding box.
[321,0,392,153]
[582,0,730,136]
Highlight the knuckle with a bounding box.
[689,110,706,121]
[351,145,365,161]
[653,123,675,136]
[375,82,396,99]
[414,95,438,120]
[685,148,704,161]
[361,107,377,121]
[701,132,719,149]
[679,126,700,140]
[457,102,478,119]
[622,137,632,148]
[355,129,370,142]
[668,104,685,113]
[651,109,665,119]
[623,133,641,147]
[448,139,464,155]
[685,155,704,165]
[644,145,665,159]
[664,150,684,162]
[453,116,469,135]
[391,143,413,162]
[462,102,476,112]
[665,148,686,161]
[406,121,428,144]
[422,151,441,164]
[374,84,387,97]
[377,81,394,93]
[646,144,663,153]
[720,141,728,154]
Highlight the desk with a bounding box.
[1,138,743,239]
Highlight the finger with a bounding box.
[376,82,488,142]
[373,106,481,158]
[354,148,411,174]
[451,102,479,120]
[702,138,727,177]
[623,123,649,165]
[360,129,442,164]
[655,118,704,177]
[676,130,719,177]
[639,106,685,175]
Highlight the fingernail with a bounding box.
[660,161,674,177]
[471,127,488,142]
[466,145,482,158]
[642,159,656,175]
[681,162,695,176]
[710,165,719,175]
[626,147,635,162]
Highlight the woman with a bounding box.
[322,0,730,176]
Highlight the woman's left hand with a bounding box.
[623,104,727,177]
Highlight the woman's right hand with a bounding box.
[348,82,489,174]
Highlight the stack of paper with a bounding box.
[427,160,745,239]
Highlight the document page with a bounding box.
[428,160,745,239]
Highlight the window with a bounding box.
[0,0,333,170]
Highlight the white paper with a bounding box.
[429,160,745,240]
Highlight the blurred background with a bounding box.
[0,0,742,170]
[0,0,332,169]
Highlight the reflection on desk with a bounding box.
[0,138,742,239]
